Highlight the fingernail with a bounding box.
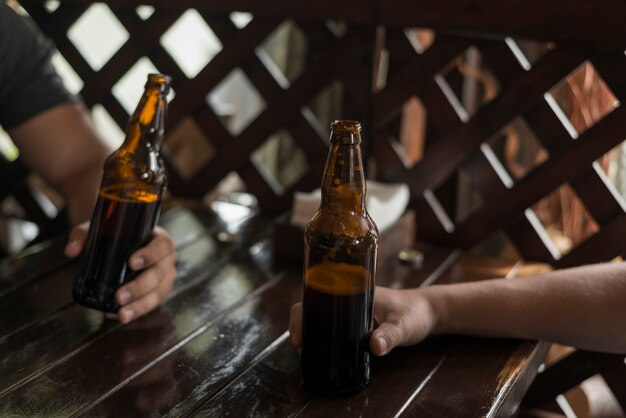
[117,290,131,305]
[121,308,134,323]
[378,336,388,354]
[130,257,145,270]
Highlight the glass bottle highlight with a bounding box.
[73,74,171,312]
[301,120,379,396]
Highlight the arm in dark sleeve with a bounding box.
[0,3,76,130]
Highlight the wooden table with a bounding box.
[0,205,547,417]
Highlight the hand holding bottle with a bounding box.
[65,222,177,323]
[291,286,437,356]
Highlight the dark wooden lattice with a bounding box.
[18,0,626,413]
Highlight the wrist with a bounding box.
[421,285,452,336]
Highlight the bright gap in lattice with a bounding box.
[532,184,599,255]
[135,5,155,21]
[326,21,347,38]
[251,130,309,195]
[547,61,619,138]
[0,127,18,161]
[258,20,309,86]
[306,81,343,133]
[504,37,531,71]
[161,9,222,79]
[51,51,83,95]
[404,29,435,54]
[485,117,550,182]
[230,12,253,29]
[597,141,626,208]
[91,104,124,149]
[44,0,60,13]
[112,57,175,114]
[67,3,129,72]
[165,117,216,180]
[207,68,266,136]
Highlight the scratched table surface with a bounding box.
[0,204,547,417]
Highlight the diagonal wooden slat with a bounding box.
[479,41,626,228]
[78,9,181,107]
[390,47,585,201]
[174,27,374,197]
[373,38,468,130]
[450,104,626,249]
[165,18,281,131]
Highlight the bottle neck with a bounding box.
[320,137,366,215]
[122,86,168,154]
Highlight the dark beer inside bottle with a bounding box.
[301,230,376,396]
[73,183,161,312]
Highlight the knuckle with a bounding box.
[130,273,157,297]
[136,293,160,317]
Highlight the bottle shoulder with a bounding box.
[304,208,379,242]
[102,148,167,189]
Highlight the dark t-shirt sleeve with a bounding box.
[0,3,76,130]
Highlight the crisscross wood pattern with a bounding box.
[16,0,626,414]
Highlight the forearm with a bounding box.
[9,102,112,225]
[60,164,104,225]
[423,262,626,353]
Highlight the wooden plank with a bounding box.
[80,267,301,416]
[0,236,69,298]
[0,212,237,396]
[191,338,310,417]
[0,208,228,342]
[0,264,75,341]
[0,251,273,415]
[398,259,548,417]
[402,339,547,418]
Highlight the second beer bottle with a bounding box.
[73,74,171,313]
[301,120,379,396]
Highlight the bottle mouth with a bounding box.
[331,120,361,134]
[330,120,361,144]
[146,73,172,93]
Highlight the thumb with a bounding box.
[65,222,90,258]
[289,302,303,348]
[370,322,405,356]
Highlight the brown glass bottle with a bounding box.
[301,120,379,396]
[73,74,171,313]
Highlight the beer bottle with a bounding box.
[73,74,171,313]
[301,120,379,396]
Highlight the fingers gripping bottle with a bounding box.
[73,74,171,312]
[301,120,379,395]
